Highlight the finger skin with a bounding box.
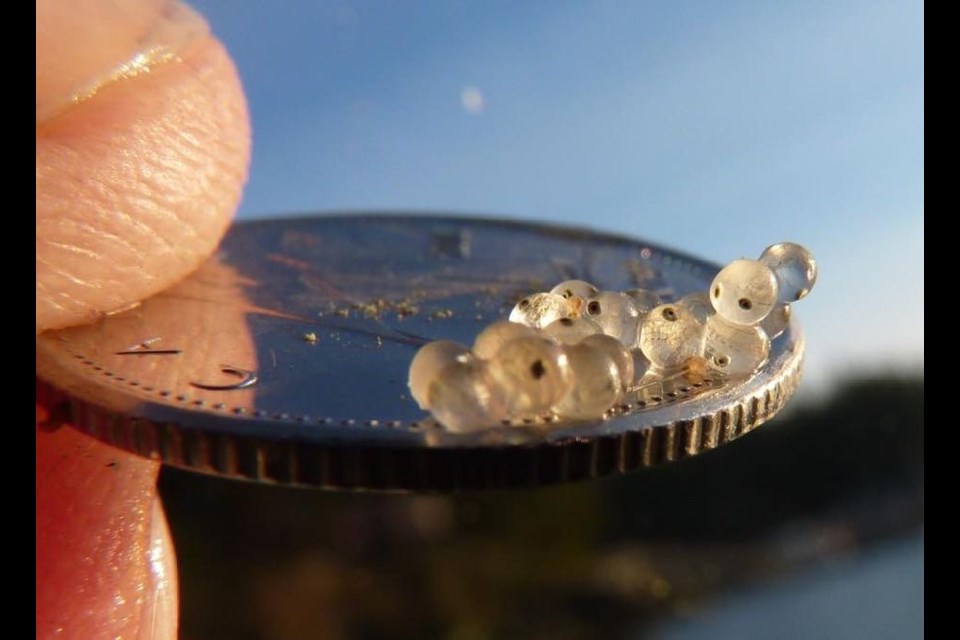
[37,1,249,634]
[36,414,178,640]
[37,0,174,122]
[36,7,251,333]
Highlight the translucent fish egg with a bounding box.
[759,242,818,303]
[486,336,573,415]
[427,361,507,432]
[709,259,779,326]
[623,288,662,315]
[412,240,813,432]
[580,334,636,390]
[701,316,771,376]
[552,343,623,419]
[543,316,602,344]
[473,320,539,360]
[638,304,704,370]
[408,340,471,409]
[585,291,641,346]
[760,303,791,339]
[550,279,599,300]
[677,291,715,323]
[509,292,569,328]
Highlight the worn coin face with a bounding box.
[36,215,804,491]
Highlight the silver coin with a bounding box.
[36,214,804,490]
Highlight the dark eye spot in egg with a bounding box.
[530,360,547,379]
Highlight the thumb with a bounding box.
[36,0,251,333]
[36,409,177,639]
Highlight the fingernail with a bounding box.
[37,0,209,124]
[138,498,179,640]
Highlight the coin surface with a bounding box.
[36,214,804,490]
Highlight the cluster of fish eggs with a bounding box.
[409,242,816,432]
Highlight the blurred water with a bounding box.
[161,375,923,639]
[650,535,923,640]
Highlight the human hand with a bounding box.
[36,0,251,636]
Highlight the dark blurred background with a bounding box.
[164,2,923,637]
[160,373,923,639]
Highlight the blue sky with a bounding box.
[192,0,923,392]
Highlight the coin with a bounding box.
[36,214,804,490]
